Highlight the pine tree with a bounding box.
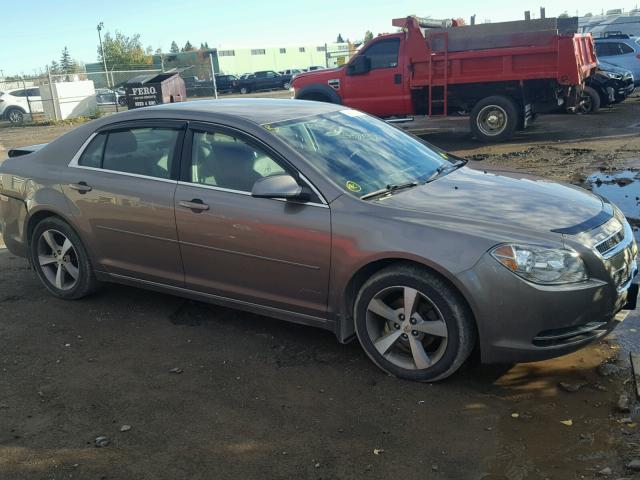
[60,46,74,74]
[184,40,194,51]
[49,60,61,75]
[336,34,344,43]
[363,31,374,43]
[204,42,209,49]
[170,41,179,53]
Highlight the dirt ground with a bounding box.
[1,95,640,480]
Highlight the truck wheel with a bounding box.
[576,86,600,114]
[6,107,25,124]
[354,264,476,382]
[470,96,519,142]
[283,81,291,90]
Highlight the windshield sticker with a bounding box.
[438,151,449,160]
[340,109,367,117]
[346,181,362,192]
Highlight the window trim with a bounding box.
[68,120,187,182]
[180,122,328,206]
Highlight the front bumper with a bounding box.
[458,245,637,364]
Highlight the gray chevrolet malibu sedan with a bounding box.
[0,99,637,381]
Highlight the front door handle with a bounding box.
[68,181,92,194]
[179,199,210,212]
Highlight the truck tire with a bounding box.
[470,96,519,142]
[576,86,600,114]
[240,86,251,94]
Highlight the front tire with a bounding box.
[470,96,519,142]
[29,217,99,300]
[354,264,476,382]
[575,86,600,114]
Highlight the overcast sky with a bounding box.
[1,0,636,76]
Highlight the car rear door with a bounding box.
[173,123,331,318]
[340,36,410,116]
[62,120,186,286]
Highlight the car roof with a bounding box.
[123,98,345,125]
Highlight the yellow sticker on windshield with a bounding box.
[346,181,362,192]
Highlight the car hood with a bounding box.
[292,67,343,84]
[376,167,606,234]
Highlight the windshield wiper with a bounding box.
[360,181,419,200]
[423,159,467,184]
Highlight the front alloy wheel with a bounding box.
[354,265,476,382]
[7,109,25,124]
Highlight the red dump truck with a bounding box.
[291,16,598,142]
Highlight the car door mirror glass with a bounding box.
[251,174,309,201]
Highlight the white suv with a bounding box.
[0,87,43,123]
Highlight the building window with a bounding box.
[279,48,286,54]
[299,47,305,53]
[251,49,266,55]
[218,50,235,57]
[316,46,326,52]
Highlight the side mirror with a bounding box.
[347,56,371,75]
[252,174,310,201]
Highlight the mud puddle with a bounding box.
[585,170,640,222]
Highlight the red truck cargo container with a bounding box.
[291,16,597,142]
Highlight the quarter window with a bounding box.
[190,131,285,192]
[363,38,400,69]
[78,133,107,168]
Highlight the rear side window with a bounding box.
[363,38,400,69]
[77,127,180,179]
[596,42,634,56]
[10,89,26,97]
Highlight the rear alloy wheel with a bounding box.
[283,82,291,90]
[30,217,99,300]
[6,108,25,124]
[575,86,600,114]
[470,96,519,143]
[354,265,476,382]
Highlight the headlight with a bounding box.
[602,71,623,80]
[491,244,587,284]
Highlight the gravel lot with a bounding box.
[1,94,640,479]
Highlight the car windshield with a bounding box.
[263,110,458,198]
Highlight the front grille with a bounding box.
[595,229,624,256]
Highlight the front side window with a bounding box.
[264,110,457,198]
[363,38,400,69]
[78,127,180,179]
[619,43,634,54]
[190,131,285,192]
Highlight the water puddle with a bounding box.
[585,170,640,222]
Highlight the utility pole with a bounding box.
[97,22,110,88]
[209,52,218,99]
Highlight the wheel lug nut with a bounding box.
[410,318,416,325]
[412,330,418,336]
[394,323,400,329]
[399,314,405,321]
[402,333,408,339]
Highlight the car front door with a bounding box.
[341,36,410,116]
[173,124,331,318]
[62,121,186,286]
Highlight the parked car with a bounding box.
[571,61,635,114]
[1,99,638,382]
[594,35,640,86]
[232,71,288,94]
[214,74,238,93]
[183,76,212,97]
[279,69,303,88]
[0,87,42,123]
[95,88,127,106]
[305,65,326,71]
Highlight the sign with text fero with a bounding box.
[126,85,162,109]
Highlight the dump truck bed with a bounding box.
[395,16,597,88]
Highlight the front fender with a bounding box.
[295,84,342,104]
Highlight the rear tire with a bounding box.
[6,107,25,124]
[470,96,519,142]
[29,217,99,300]
[354,264,476,382]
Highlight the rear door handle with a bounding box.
[68,182,92,193]
[179,199,210,212]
